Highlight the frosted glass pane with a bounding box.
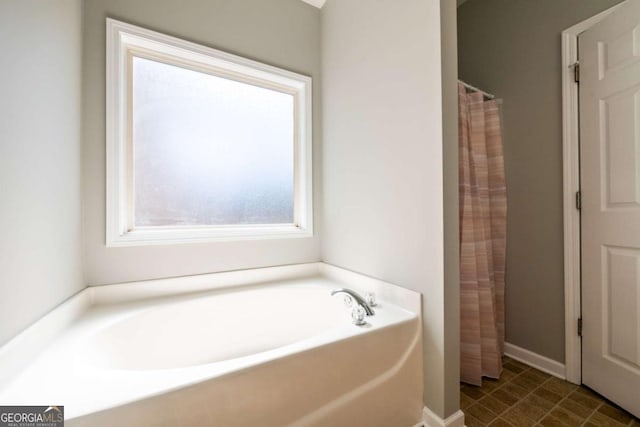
[132,56,294,227]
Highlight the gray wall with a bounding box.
[82,0,322,286]
[457,0,623,363]
[322,0,459,418]
[0,0,84,345]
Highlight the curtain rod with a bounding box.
[459,79,495,100]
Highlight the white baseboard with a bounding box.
[418,407,465,427]
[504,342,566,380]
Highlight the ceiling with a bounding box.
[302,0,467,9]
[300,0,326,8]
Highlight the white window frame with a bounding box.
[106,19,313,246]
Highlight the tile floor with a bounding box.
[461,357,639,427]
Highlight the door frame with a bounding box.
[561,1,626,385]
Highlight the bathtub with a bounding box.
[0,263,423,426]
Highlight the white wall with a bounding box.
[440,0,460,417]
[321,0,458,418]
[0,2,460,417]
[82,0,322,286]
[0,0,84,346]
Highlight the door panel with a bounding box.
[604,246,639,368]
[601,88,640,206]
[580,0,640,417]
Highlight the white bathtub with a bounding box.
[0,263,423,426]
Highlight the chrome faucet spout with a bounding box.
[330,288,375,316]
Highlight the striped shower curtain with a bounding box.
[458,82,507,386]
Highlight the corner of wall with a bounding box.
[440,0,460,419]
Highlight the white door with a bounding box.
[580,0,640,417]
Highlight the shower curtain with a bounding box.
[458,82,507,386]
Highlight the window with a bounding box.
[106,19,312,246]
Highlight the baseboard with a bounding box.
[418,407,465,427]
[504,342,566,380]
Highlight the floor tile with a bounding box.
[539,415,566,427]
[482,378,502,392]
[566,390,601,410]
[500,369,517,382]
[498,369,519,385]
[492,388,520,407]
[597,402,634,425]
[502,382,529,399]
[519,369,550,385]
[461,392,475,409]
[479,395,510,416]
[504,363,526,374]
[467,403,498,424]
[501,406,537,427]
[575,386,604,401]
[505,359,529,371]
[462,385,486,400]
[511,374,540,390]
[558,397,595,419]
[522,393,555,412]
[466,415,487,427]
[588,410,629,427]
[489,418,515,427]
[533,387,563,404]
[512,400,547,421]
[541,377,578,396]
[548,407,585,427]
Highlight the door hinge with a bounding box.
[576,190,582,210]
[578,318,583,337]
[574,62,580,84]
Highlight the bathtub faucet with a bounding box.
[330,288,375,316]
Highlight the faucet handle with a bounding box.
[365,292,377,307]
[342,295,354,308]
[351,304,367,326]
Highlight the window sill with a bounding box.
[106,224,313,247]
